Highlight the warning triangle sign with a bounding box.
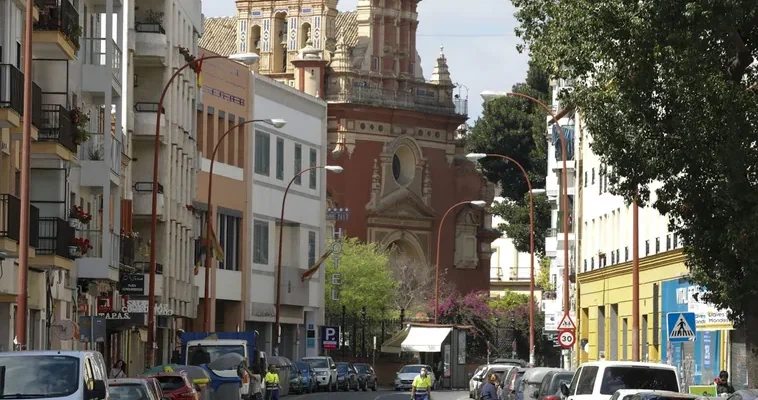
[558,313,576,330]
[669,314,695,338]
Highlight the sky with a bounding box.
[201,0,529,123]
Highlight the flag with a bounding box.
[196,55,204,88]
[194,225,224,275]
[301,249,333,282]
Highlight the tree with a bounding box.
[512,0,758,378]
[435,291,497,359]
[466,62,552,255]
[387,254,454,315]
[324,237,397,319]
[536,257,554,291]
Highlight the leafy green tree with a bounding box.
[512,0,758,377]
[324,238,397,319]
[466,62,552,255]
[536,257,554,291]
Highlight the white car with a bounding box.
[395,364,436,391]
[302,356,338,391]
[562,361,680,400]
[470,365,488,398]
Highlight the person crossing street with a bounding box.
[410,367,433,400]
[264,364,280,400]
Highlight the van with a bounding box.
[301,356,337,392]
[561,361,681,400]
[0,350,109,400]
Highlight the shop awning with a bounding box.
[381,326,411,354]
[401,326,452,353]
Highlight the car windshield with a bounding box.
[295,362,310,373]
[303,359,328,368]
[337,364,349,373]
[400,366,423,374]
[0,355,79,398]
[355,365,368,373]
[599,367,679,395]
[110,384,149,400]
[187,345,245,366]
[156,376,186,391]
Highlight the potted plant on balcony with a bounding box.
[70,107,90,145]
[69,237,93,258]
[68,205,92,229]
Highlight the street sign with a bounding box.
[558,313,577,330]
[321,326,339,350]
[667,312,697,342]
[558,330,576,349]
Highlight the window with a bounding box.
[575,366,598,395]
[655,237,660,253]
[276,138,284,180]
[583,259,587,272]
[599,167,603,195]
[294,144,302,185]
[645,240,650,256]
[625,246,629,261]
[610,251,615,264]
[591,168,595,184]
[591,257,595,269]
[308,231,316,267]
[16,42,21,69]
[217,213,242,271]
[584,171,587,187]
[666,234,671,250]
[253,220,269,264]
[309,148,317,189]
[673,233,679,248]
[598,367,678,394]
[254,131,270,175]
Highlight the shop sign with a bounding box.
[123,299,173,316]
[102,312,131,320]
[675,285,733,330]
[119,273,145,295]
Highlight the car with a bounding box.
[295,361,318,393]
[502,368,526,400]
[336,362,359,391]
[561,361,680,400]
[473,364,518,400]
[470,365,488,398]
[535,370,575,400]
[302,356,338,391]
[287,362,304,394]
[354,363,378,391]
[395,364,436,391]
[110,378,164,400]
[149,372,199,400]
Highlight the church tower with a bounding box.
[235,0,339,84]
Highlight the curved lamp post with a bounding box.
[273,164,344,355]
[466,152,544,367]
[147,51,261,367]
[202,118,286,332]
[434,200,487,324]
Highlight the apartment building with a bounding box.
[125,0,203,368]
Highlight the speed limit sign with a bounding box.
[558,330,576,349]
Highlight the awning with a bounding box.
[381,326,410,354]
[301,249,333,282]
[401,326,452,353]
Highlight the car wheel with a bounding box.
[372,383,377,392]
[327,379,333,392]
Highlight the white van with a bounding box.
[561,361,681,400]
[0,350,109,400]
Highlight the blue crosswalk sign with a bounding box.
[667,312,697,343]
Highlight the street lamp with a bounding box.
[273,164,344,356]
[467,152,542,367]
[202,118,287,332]
[434,200,487,324]
[146,51,260,367]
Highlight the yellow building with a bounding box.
[576,249,687,364]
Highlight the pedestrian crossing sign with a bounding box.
[667,312,697,343]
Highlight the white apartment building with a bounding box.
[246,73,328,360]
[489,196,535,283]
[125,0,202,367]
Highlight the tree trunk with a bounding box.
[744,305,758,387]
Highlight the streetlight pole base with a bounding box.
[529,352,535,367]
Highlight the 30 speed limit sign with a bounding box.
[558,330,576,349]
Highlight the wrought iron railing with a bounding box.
[34,0,81,51]
[135,23,166,34]
[133,181,163,193]
[120,236,135,266]
[135,261,163,274]
[39,104,76,153]
[0,194,39,247]
[37,217,75,259]
[0,64,23,118]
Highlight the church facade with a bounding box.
[200,0,498,296]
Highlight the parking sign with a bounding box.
[321,326,339,350]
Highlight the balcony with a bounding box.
[120,236,135,267]
[132,182,165,219]
[34,104,77,159]
[134,23,168,67]
[0,65,42,140]
[81,38,122,96]
[79,133,122,187]
[133,102,166,143]
[0,194,40,257]
[325,82,466,117]
[30,217,75,270]
[32,0,79,60]
[76,230,119,281]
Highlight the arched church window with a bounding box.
[392,154,401,181]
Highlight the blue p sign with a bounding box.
[321,326,339,350]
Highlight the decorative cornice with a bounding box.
[577,249,686,284]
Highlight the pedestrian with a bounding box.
[264,364,280,400]
[249,365,263,400]
[715,370,735,395]
[410,367,433,400]
[109,360,126,378]
[480,373,499,400]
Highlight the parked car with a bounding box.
[470,365,489,398]
[561,361,680,400]
[354,363,378,391]
[267,356,294,397]
[473,364,518,400]
[302,356,338,392]
[494,359,529,368]
[502,368,526,400]
[522,368,559,400]
[295,360,318,393]
[336,362,359,391]
[395,364,436,391]
[149,372,198,400]
[110,378,162,400]
[535,370,575,400]
[287,362,304,394]
[143,376,166,400]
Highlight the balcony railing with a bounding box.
[0,65,42,128]
[78,229,102,258]
[120,236,135,266]
[109,232,120,268]
[34,0,81,51]
[0,194,40,248]
[134,102,164,113]
[134,181,164,194]
[135,23,166,34]
[81,38,122,83]
[37,217,75,259]
[325,85,466,116]
[78,133,123,175]
[39,104,77,153]
[135,261,163,274]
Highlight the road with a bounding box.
[287,389,471,400]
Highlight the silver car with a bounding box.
[394,364,435,391]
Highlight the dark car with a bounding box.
[295,361,318,393]
[354,363,377,391]
[287,363,304,394]
[502,369,526,400]
[336,362,359,391]
[535,371,574,400]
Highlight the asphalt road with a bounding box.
[286,389,471,400]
